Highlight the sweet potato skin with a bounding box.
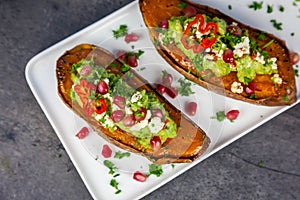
[139,0,297,106]
[56,44,210,164]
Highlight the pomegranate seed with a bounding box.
[165,86,178,98]
[116,50,127,61]
[226,110,240,121]
[183,6,197,17]
[76,127,89,139]
[185,102,197,116]
[134,107,147,122]
[127,55,138,68]
[112,110,125,123]
[122,115,135,127]
[152,109,164,120]
[161,20,169,29]
[133,171,147,182]
[113,96,126,109]
[157,84,166,94]
[101,144,112,158]
[161,72,173,86]
[80,65,92,76]
[291,52,299,65]
[244,81,256,95]
[97,80,109,95]
[125,33,139,43]
[150,136,162,152]
[227,25,242,36]
[223,49,235,64]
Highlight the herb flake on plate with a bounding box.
[113,24,128,39]
[248,1,263,10]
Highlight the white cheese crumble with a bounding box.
[131,91,142,103]
[94,112,106,121]
[101,115,115,128]
[125,103,133,115]
[269,57,278,70]
[148,117,165,134]
[271,74,282,85]
[233,36,250,57]
[231,81,244,94]
[130,110,151,132]
[254,52,265,65]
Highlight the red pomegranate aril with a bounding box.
[157,84,166,94]
[223,49,235,64]
[152,109,164,120]
[165,86,178,98]
[161,73,173,86]
[245,81,256,95]
[122,115,135,127]
[185,102,197,116]
[101,144,112,158]
[76,127,89,139]
[134,107,147,122]
[133,171,147,182]
[127,55,138,67]
[161,20,169,29]
[116,50,127,61]
[183,6,197,17]
[150,136,162,152]
[226,110,240,121]
[125,33,139,43]
[227,25,242,36]
[113,96,126,109]
[80,65,92,76]
[291,52,299,65]
[97,80,108,95]
[112,110,125,123]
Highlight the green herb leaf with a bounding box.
[258,160,264,167]
[279,5,284,12]
[267,5,273,13]
[248,1,263,10]
[270,19,283,30]
[114,151,131,159]
[113,24,128,39]
[120,64,131,73]
[178,2,186,8]
[216,111,226,122]
[257,32,266,41]
[147,164,163,177]
[103,160,117,175]
[262,39,274,49]
[110,179,121,194]
[178,78,195,96]
[228,5,232,10]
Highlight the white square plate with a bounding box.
[25,0,300,199]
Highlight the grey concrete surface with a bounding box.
[0,0,299,199]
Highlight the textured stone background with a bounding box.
[0,0,299,199]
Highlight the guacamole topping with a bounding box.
[158,14,281,95]
[70,59,177,150]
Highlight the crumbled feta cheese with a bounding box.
[233,36,250,57]
[271,74,282,85]
[103,78,109,85]
[212,48,224,59]
[111,104,120,112]
[130,119,149,131]
[231,22,238,26]
[125,104,133,115]
[204,53,215,61]
[231,81,244,94]
[103,93,112,102]
[95,112,106,121]
[269,57,278,70]
[145,110,152,120]
[148,117,165,134]
[101,115,115,128]
[254,52,265,65]
[131,91,142,103]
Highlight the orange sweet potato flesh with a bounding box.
[139,0,297,106]
[56,44,210,164]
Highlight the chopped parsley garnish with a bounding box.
[228,5,232,10]
[178,2,186,8]
[283,96,289,101]
[295,65,299,77]
[270,19,283,30]
[248,1,263,10]
[279,5,285,12]
[262,39,274,49]
[114,151,131,159]
[291,32,295,37]
[110,179,121,194]
[104,160,117,174]
[216,111,226,122]
[113,24,128,39]
[257,32,266,41]
[267,5,273,13]
[147,164,163,177]
[120,64,131,73]
[178,78,195,96]
[258,160,264,167]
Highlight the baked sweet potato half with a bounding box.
[139,0,297,106]
[56,44,210,164]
